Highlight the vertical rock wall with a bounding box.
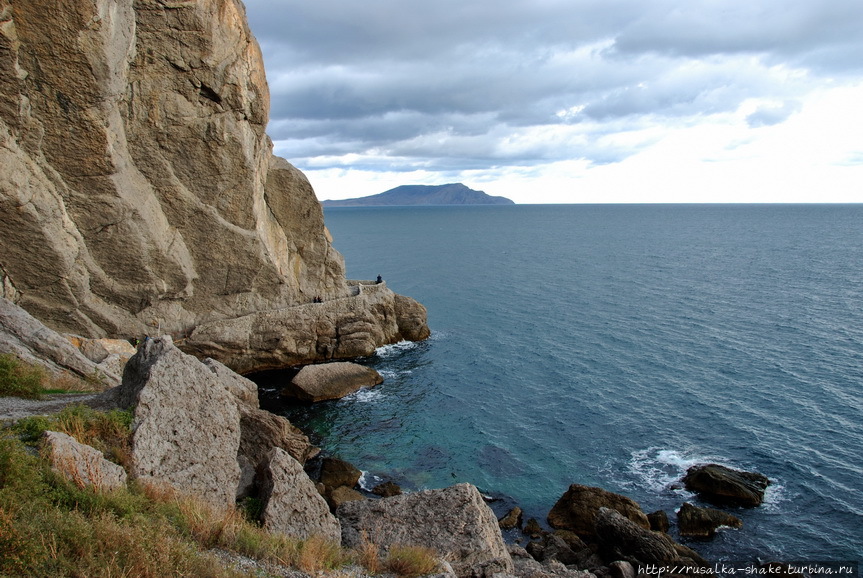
[0,0,350,344]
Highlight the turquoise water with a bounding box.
[261,204,863,562]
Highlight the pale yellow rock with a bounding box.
[0,0,429,371]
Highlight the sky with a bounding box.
[241,0,863,204]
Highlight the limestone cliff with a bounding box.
[0,0,428,372]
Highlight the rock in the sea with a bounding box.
[371,480,402,497]
[682,463,770,508]
[677,502,742,537]
[338,483,514,577]
[0,298,120,387]
[499,506,523,529]
[118,336,241,511]
[43,431,127,492]
[257,447,341,542]
[594,507,679,566]
[0,0,429,372]
[283,362,383,402]
[647,510,670,533]
[548,484,650,537]
[319,457,363,490]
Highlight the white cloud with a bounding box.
[245,0,863,203]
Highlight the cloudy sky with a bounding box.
[242,0,863,203]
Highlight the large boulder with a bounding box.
[682,464,770,508]
[257,447,341,542]
[282,362,383,402]
[677,502,742,537]
[43,430,127,492]
[548,484,650,537]
[237,407,318,498]
[338,483,514,577]
[0,0,429,372]
[594,507,679,566]
[118,336,241,511]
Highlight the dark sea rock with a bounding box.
[371,480,402,497]
[319,457,362,490]
[648,510,670,533]
[677,502,742,537]
[499,506,523,529]
[548,484,650,537]
[594,507,678,566]
[682,463,770,508]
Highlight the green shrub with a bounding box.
[0,353,46,399]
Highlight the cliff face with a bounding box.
[0,0,428,371]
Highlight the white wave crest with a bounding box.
[627,447,719,493]
[343,387,384,403]
[375,340,418,358]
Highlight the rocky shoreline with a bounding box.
[1,295,783,578]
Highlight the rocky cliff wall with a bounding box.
[0,0,427,370]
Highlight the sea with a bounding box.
[259,204,863,564]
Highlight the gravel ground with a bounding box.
[0,389,119,422]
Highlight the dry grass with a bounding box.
[384,544,441,577]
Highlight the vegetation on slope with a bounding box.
[0,369,440,577]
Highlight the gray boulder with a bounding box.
[338,483,514,577]
[257,447,341,542]
[118,336,241,511]
[43,430,127,492]
[282,362,383,402]
[682,463,770,508]
[237,407,319,498]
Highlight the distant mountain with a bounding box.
[320,183,514,206]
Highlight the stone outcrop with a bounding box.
[677,502,742,537]
[0,297,120,387]
[257,447,341,543]
[118,336,241,511]
[682,464,770,508]
[181,283,429,374]
[338,483,514,577]
[282,361,383,402]
[547,484,650,538]
[0,0,429,372]
[43,430,127,492]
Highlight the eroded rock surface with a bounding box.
[43,430,127,492]
[257,447,341,542]
[0,0,428,372]
[547,484,650,538]
[338,483,514,577]
[118,336,241,511]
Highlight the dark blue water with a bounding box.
[271,204,863,563]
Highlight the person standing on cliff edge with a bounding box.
[376,275,383,284]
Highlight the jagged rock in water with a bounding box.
[0,0,428,371]
[338,483,514,577]
[257,447,341,542]
[43,430,127,492]
[677,502,742,537]
[547,483,650,538]
[647,509,670,533]
[118,336,241,511]
[682,463,770,508]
